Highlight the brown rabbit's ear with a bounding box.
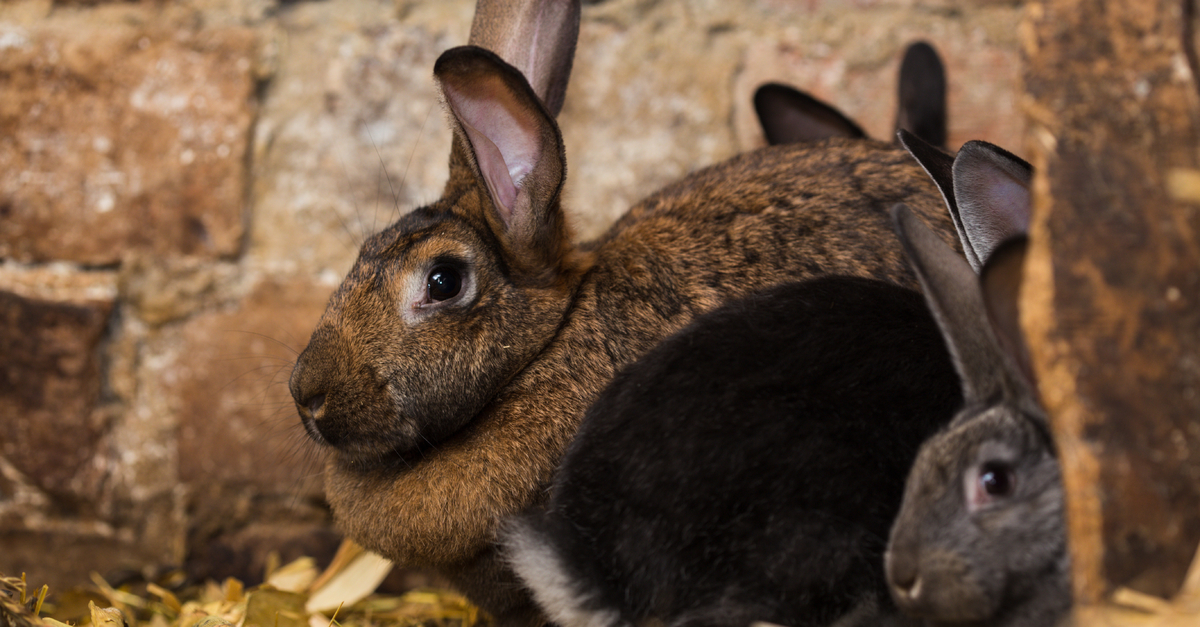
[436,46,567,260]
[952,141,1033,271]
[892,204,1018,406]
[894,41,947,150]
[468,0,580,117]
[753,82,867,145]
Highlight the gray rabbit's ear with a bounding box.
[898,129,967,262]
[753,83,867,145]
[436,46,567,258]
[979,235,1037,394]
[952,141,1032,271]
[892,204,1017,406]
[468,0,580,117]
[894,41,947,150]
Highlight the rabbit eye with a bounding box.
[427,265,463,302]
[979,461,1015,497]
[966,460,1016,511]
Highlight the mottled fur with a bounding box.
[288,2,960,622]
[502,275,963,627]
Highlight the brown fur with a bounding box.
[289,15,961,623]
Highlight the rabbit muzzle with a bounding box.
[289,323,428,465]
[885,545,996,622]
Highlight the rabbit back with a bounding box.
[506,275,964,627]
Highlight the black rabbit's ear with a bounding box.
[468,0,580,117]
[952,141,1033,271]
[895,41,948,150]
[892,204,1020,406]
[436,46,568,264]
[753,82,867,145]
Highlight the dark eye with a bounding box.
[979,461,1015,497]
[427,265,462,302]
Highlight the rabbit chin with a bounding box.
[310,418,431,468]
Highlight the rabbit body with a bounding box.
[503,274,963,627]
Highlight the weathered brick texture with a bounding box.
[0,10,256,264]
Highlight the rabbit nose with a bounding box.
[887,554,922,601]
[890,567,923,603]
[305,393,327,419]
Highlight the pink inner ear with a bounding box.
[955,152,1032,264]
[965,171,1030,235]
[443,75,541,224]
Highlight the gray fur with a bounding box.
[885,206,1071,627]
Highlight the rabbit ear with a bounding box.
[952,141,1033,270]
[979,235,1037,392]
[753,82,867,145]
[898,129,975,264]
[468,0,580,117]
[436,46,567,258]
[894,41,948,150]
[892,204,1017,405]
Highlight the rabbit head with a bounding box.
[884,206,1070,627]
[754,41,947,148]
[289,4,583,466]
[898,131,1032,273]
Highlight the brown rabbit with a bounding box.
[288,0,960,623]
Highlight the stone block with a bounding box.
[168,277,330,495]
[0,279,114,509]
[731,4,1024,153]
[0,9,257,264]
[156,275,338,582]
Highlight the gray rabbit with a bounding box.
[885,204,1071,627]
[897,129,1032,272]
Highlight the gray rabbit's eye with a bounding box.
[979,461,1015,497]
[965,459,1016,511]
[979,458,1008,492]
[428,265,463,301]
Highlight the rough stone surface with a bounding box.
[0,4,256,265]
[0,0,1027,596]
[0,284,113,513]
[166,275,337,583]
[169,277,328,494]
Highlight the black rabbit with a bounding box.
[502,271,964,627]
[754,41,947,149]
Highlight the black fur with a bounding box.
[506,276,963,627]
